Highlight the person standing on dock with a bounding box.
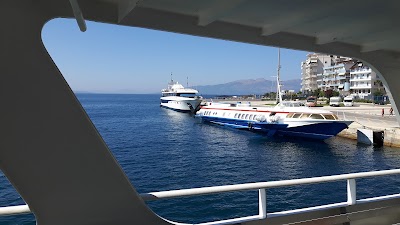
[390,107,394,115]
[382,108,385,117]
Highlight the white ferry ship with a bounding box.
[196,101,352,140]
[160,80,203,112]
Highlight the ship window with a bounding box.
[245,114,249,119]
[333,114,339,120]
[241,114,245,119]
[234,113,238,118]
[292,113,301,118]
[238,114,242,118]
[300,113,310,118]
[309,114,324,119]
[286,113,294,118]
[323,114,336,120]
[223,112,226,117]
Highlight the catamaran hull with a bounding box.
[198,116,350,140]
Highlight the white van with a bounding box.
[343,96,354,107]
[329,96,342,107]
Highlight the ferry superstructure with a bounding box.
[160,80,202,112]
[3,1,400,225]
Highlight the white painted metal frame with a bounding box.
[1,169,400,225]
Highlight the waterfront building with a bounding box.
[320,57,355,95]
[301,53,333,93]
[349,63,385,99]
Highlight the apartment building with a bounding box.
[302,54,385,99]
[300,53,333,93]
[320,57,355,94]
[349,63,383,99]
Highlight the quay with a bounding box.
[207,99,400,147]
[330,104,400,147]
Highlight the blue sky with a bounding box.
[42,19,308,94]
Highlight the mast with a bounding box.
[277,48,283,104]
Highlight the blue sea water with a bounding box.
[1,94,400,224]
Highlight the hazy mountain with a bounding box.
[194,78,301,95]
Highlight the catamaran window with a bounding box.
[300,113,310,118]
[177,93,197,98]
[323,114,336,120]
[309,114,325,119]
[292,113,301,118]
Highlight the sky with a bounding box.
[42,19,309,94]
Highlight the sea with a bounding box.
[1,94,400,224]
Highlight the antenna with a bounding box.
[187,76,189,87]
[170,72,173,82]
[277,48,283,104]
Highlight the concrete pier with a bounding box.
[331,104,400,147]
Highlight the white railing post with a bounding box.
[347,179,357,205]
[258,188,267,219]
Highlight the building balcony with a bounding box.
[350,67,372,74]
[323,70,336,75]
[350,77,372,82]
[350,85,372,89]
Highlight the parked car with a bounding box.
[306,96,317,107]
[329,96,342,107]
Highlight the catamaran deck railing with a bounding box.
[1,169,400,224]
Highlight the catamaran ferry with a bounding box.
[160,79,203,113]
[196,101,352,140]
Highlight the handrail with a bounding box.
[2,169,400,220]
[0,205,30,216]
[140,169,400,201]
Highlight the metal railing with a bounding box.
[2,169,400,225]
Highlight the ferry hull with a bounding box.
[198,116,350,140]
[160,98,202,113]
[277,121,350,140]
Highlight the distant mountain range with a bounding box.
[194,78,301,95]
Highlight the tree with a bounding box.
[373,90,383,96]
